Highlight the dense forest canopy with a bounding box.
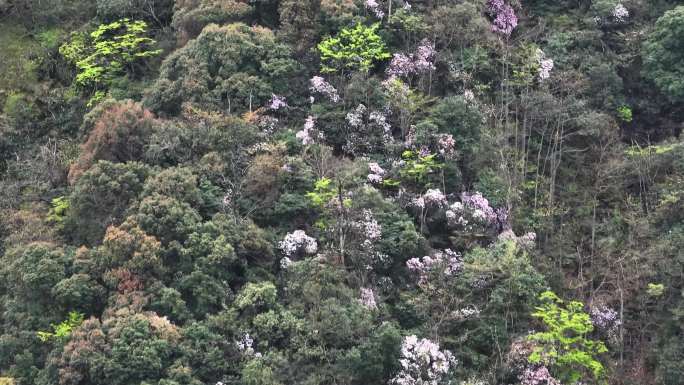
[0,0,683,384]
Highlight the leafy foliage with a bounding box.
[642,6,684,102]
[317,23,390,74]
[36,311,84,343]
[528,291,608,383]
[1,1,684,385]
[60,19,161,104]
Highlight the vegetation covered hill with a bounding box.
[0,1,683,384]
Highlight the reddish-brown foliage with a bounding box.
[68,100,157,184]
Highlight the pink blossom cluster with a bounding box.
[437,134,456,157]
[279,230,318,257]
[359,287,378,310]
[507,339,535,370]
[387,40,437,77]
[498,229,537,249]
[310,76,340,103]
[368,162,386,183]
[407,249,463,283]
[365,0,385,18]
[412,189,447,209]
[267,94,288,110]
[519,366,561,385]
[361,209,382,243]
[459,192,498,223]
[536,49,554,81]
[296,116,322,145]
[590,305,621,339]
[487,0,518,36]
[424,189,448,207]
[390,335,456,385]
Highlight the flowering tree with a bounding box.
[406,249,463,285]
[535,49,554,81]
[390,335,456,385]
[296,116,323,145]
[309,76,340,103]
[279,230,318,258]
[445,192,501,238]
[343,104,393,155]
[486,0,518,37]
[387,40,437,78]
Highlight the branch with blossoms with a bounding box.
[390,335,457,385]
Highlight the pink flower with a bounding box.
[296,116,322,145]
[386,40,436,77]
[310,76,340,103]
[267,94,288,110]
[437,134,456,156]
[487,0,518,36]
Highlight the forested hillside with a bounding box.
[0,0,683,384]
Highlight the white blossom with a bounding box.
[422,189,447,207]
[236,333,254,355]
[391,336,456,385]
[346,104,367,127]
[365,0,385,18]
[368,162,386,183]
[612,3,629,23]
[296,116,322,145]
[280,257,293,269]
[437,134,456,157]
[310,76,340,102]
[359,287,378,310]
[536,49,554,81]
[279,230,318,257]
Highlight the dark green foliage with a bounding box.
[171,0,252,42]
[2,1,684,385]
[66,161,150,246]
[96,0,174,24]
[642,6,684,102]
[144,22,299,116]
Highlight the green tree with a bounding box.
[60,19,161,104]
[171,0,252,42]
[36,312,85,343]
[317,23,390,74]
[528,291,608,383]
[642,6,684,102]
[144,23,299,115]
[66,161,150,246]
